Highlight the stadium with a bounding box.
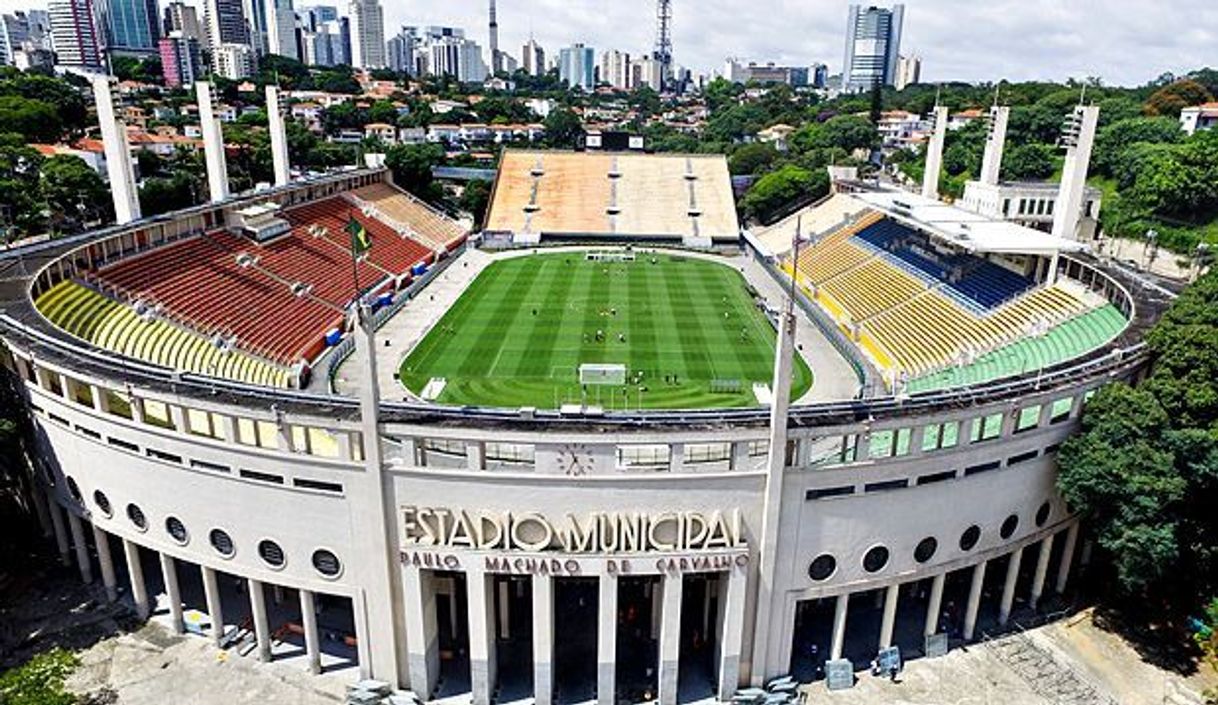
[0,86,1172,705]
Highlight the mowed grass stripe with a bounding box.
[399,251,813,409]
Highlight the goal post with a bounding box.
[579,363,627,385]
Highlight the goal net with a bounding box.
[579,363,627,385]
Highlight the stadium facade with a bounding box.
[0,82,1172,705]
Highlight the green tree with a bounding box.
[384,142,445,198]
[727,142,780,176]
[458,179,491,225]
[0,132,45,238]
[0,647,79,705]
[1144,79,1214,117]
[542,108,582,148]
[0,95,61,142]
[739,164,829,224]
[1001,143,1056,180]
[1092,116,1183,178]
[41,155,109,229]
[0,68,88,134]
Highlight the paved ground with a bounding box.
[1099,237,1199,282]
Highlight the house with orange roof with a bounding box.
[1180,102,1218,135]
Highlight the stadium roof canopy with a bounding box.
[853,190,1088,257]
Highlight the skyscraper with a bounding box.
[386,26,412,74]
[841,3,904,91]
[558,43,594,91]
[158,30,201,86]
[48,0,104,71]
[264,0,298,59]
[162,1,201,41]
[600,49,630,90]
[98,0,161,55]
[894,53,920,90]
[348,0,384,68]
[242,0,268,53]
[203,0,247,50]
[1,11,51,65]
[521,36,543,76]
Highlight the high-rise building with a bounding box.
[1,11,52,65]
[348,0,384,68]
[264,0,298,59]
[298,4,335,28]
[158,30,201,86]
[894,53,920,90]
[521,37,543,76]
[213,41,254,77]
[98,0,161,55]
[48,0,104,71]
[631,55,661,91]
[600,49,630,90]
[386,26,412,74]
[162,1,201,41]
[203,0,247,50]
[558,43,594,91]
[841,3,904,91]
[242,0,268,53]
[300,20,345,65]
[487,0,498,74]
[425,35,485,83]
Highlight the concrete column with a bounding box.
[717,566,748,701]
[92,524,117,601]
[879,583,899,649]
[467,571,497,705]
[1055,522,1080,594]
[67,512,93,583]
[830,593,849,660]
[979,106,1010,186]
[130,396,145,424]
[170,404,187,433]
[160,553,184,634]
[402,565,439,698]
[730,441,751,471]
[249,579,272,662]
[196,81,230,202]
[668,442,685,472]
[466,440,485,471]
[658,574,683,705]
[534,575,554,705]
[91,385,110,414]
[924,573,945,637]
[266,85,291,186]
[46,490,71,566]
[963,561,987,641]
[202,566,225,646]
[90,75,141,223]
[921,105,949,200]
[123,539,150,619]
[999,548,1023,625]
[596,573,617,705]
[1030,535,1054,609]
[300,589,322,674]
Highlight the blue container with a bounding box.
[324,328,342,346]
[411,262,428,276]
[378,292,394,307]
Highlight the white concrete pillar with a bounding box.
[196,81,231,202]
[92,523,118,601]
[668,443,685,472]
[879,583,899,649]
[924,573,945,637]
[658,574,683,705]
[730,441,751,471]
[717,566,748,701]
[830,593,849,660]
[1051,105,1100,241]
[466,440,485,471]
[67,512,93,583]
[402,565,439,698]
[160,553,184,634]
[921,105,950,200]
[1055,522,1080,594]
[249,578,272,662]
[46,490,71,566]
[123,539,150,619]
[202,566,225,647]
[90,75,141,223]
[300,589,322,674]
[468,571,497,705]
[596,573,617,705]
[266,85,291,187]
[979,106,1010,186]
[534,575,554,705]
[1030,535,1054,609]
[963,561,987,641]
[999,548,1023,625]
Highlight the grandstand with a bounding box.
[750,193,872,257]
[484,150,739,244]
[347,183,467,252]
[781,193,1127,387]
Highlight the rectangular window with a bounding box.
[146,448,183,464]
[869,429,895,459]
[964,460,1001,476]
[1007,450,1039,466]
[805,485,854,500]
[685,442,731,464]
[47,413,70,426]
[865,478,908,493]
[71,381,94,408]
[971,413,1003,443]
[105,391,133,419]
[107,437,139,452]
[917,470,956,485]
[307,428,342,459]
[76,426,101,439]
[142,400,175,430]
[1049,397,1073,423]
[1044,443,1061,455]
[893,428,912,457]
[617,444,670,469]
[293,477,344,493]
[921,424,941,452]
[190,458,231,473]
[239,469,284,484]
[1015,405,1041,433]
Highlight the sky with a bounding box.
[5,0,1216,86]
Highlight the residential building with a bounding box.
[348,0,385,68]
[242,0,268,53]
[265,0,298,59]
[386,26,413,74]
[1180,103,1218,135]
[497,51,516,74]
[48,0,104,71]
[203,0,247,50]
[301,17,346,65]
[631,55,662,91]
[894,53,920,90]
[14,45,55,69]
[1,10,51,65]
[558,43,594,90]
[841,3,904,91]
[425,35,486,83]
[162,1,201,41]
[299,4,336,25]
[521,37,543,76]
[98,0,161,55]
[213,41,254,78]
[600,49,631,90]
[158,30,202,87]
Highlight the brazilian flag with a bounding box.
[345,216,372,256]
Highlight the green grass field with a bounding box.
[399,251,813,409]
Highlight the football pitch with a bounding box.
[399,251,813,409]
